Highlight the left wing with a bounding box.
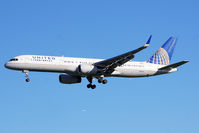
[94,36,152,74]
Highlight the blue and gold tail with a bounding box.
[147,37,177,65]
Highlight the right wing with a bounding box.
[94,36,152,74]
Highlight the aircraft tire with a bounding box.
[87,84,92,88]
[91,84,96,89]
[98,79,102,83]
[102,79,107,84]
[26,78,30,82]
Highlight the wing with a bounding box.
[94,36,152,74]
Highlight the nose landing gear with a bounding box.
[22,70,30,82]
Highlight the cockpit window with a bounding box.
[10,58,18,61]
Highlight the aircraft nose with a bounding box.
[4,62,11,69]
[4,63,8,68]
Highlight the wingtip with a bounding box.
[144,35,152,47]
[144,43,149,47]
[184,60,189,63]
[146,35,152,45]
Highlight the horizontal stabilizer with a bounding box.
[159,60,189,70]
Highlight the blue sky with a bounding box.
[0,0,198,133]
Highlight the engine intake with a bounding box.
[59,74,81,84]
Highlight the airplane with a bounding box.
[4,36,188,89]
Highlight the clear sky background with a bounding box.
[0,0,198,133]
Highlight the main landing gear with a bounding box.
[98,78,108,84]
[86,76,108,89]
[87,84,96,89]
[86,77,96,89]
[22,70,30,82]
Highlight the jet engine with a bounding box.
[59,74,81,84]
[79,64,98,75]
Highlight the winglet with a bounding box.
[144,35,152,47]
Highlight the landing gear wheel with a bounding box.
[91,84,96,89]
[25,78,30,82]
[87,84,92,88]
[102,79,107,84]
[98,79,103,83]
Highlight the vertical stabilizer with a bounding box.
[147,37,177,65]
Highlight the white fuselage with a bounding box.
[5,55,177,78]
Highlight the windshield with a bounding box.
[10,58,18,61]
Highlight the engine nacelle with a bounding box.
[59,74,81,84]
[79,64,98,75]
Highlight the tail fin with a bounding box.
[147,37,177,65]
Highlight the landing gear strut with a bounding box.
[86,77,96,89]
[23,70,30,82]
